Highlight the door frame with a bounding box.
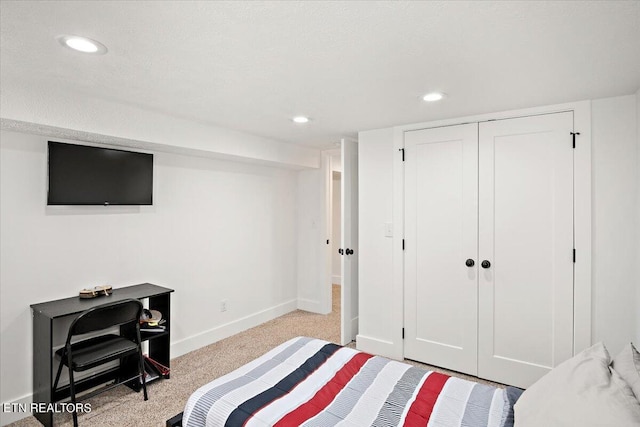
[320,140,359,345]
[340,137,359,345]
[391,100,592,360]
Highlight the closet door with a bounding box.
[478,112,574,388]
[404,123,478,375]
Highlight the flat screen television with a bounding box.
[47,141,153,205]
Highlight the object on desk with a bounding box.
[144,354,170,377]
[78,285,113,299]
[140,323,166,333]
[140,308,162,323]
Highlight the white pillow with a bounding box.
[612,342,640,402]
[514,342,640,427]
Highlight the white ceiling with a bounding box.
[1,1,639,149]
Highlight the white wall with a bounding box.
[591,95,639,352]
[356,128,397,357]
[296,160,330,314]
[0,131,299,424]
[357,95,640,360]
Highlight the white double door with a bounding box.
[404,112,574,388]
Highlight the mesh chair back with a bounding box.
[69,299,143,337]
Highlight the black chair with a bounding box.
[52,298,148,426]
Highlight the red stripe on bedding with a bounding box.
[402,372,450,426]
[273,352,373,427]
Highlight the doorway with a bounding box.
[334,139,359,345]
[320,139,358,346]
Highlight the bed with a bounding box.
[172,337,522,427]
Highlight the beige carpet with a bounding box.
[9,285,498,427]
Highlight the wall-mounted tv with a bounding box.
[47,141,153,206]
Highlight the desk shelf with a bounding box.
[141,331,170,341]
[52,367,120,402]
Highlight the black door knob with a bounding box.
[338,248,344,255]
[481,260,491,269]
[465,259,475,267]
[345,248,354,255]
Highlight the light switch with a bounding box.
[384,222,393,237]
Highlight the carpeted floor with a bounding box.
[9,285,499,427]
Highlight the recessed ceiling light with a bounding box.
[57,35,108,54]
[292,116,310,124]
[422,92,445,102]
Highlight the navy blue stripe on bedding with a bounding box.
[224,343,341,427]
[502,386,524,427]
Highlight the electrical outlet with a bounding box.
[221,299,228,312]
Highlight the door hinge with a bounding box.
[570,132,580,148]
[402,239,405,250]
[399,148,405,161]
[573,249,576,263]
[402,328,405,339]
[326,239,330,245]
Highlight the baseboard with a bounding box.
[1,393,33,426]
[296,297,329,314]
[331,275,342,285]
[351,316,359,339]
[356,334,403,361]
[170,299,297,358]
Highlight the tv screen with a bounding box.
[47,141,153,205]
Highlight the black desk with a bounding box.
[30,283,174,427]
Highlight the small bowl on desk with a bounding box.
[78,285,113,299]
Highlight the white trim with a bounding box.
[392,100,592,132]
[331,275,342,285]
[392,127,405,359]
[392,100,592,360]
[1,393,32,425]
[351,316,359,342]
[572,101,592,353]
[296,297,324,313]
[171,299,297,358]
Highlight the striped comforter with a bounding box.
[183,337,520,427]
